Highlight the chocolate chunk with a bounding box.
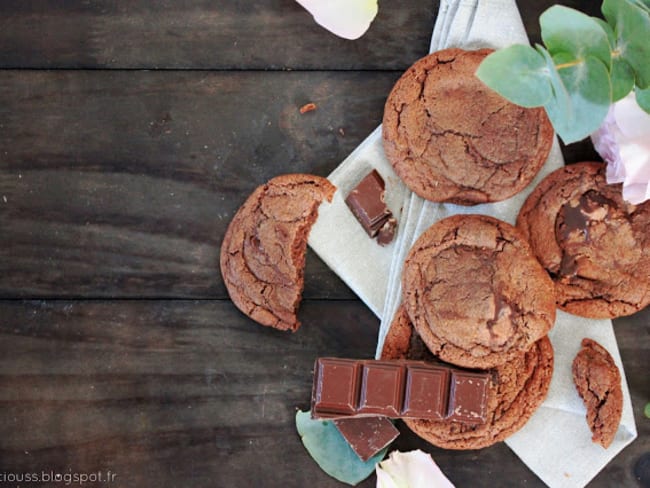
[345,170,396,242]
[377,217,397,246]
[447,371,489,424]
[311,358,489,424]
[334,417,399,461]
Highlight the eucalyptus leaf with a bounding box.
[295,410,388,486]
[539,47,611,144]
[537,46,572,138]
[541,5,611,69]
[602,0,650,88]
[475,45,551,107]
[593,17,616,43]
[636,86,650,113]
[611,57,636,101]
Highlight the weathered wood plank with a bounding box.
[0,300,646,487]
[0,0,437,70]
[0,0,604,71]
[0,69,604,299]
[0,70,402,299]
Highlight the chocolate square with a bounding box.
[402,365,450,419]
[311,358,361,418]
[334,417,399,461]
[357,362,405,416]
[447,371,489,424]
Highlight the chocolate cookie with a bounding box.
[401,214,556,369]
[572,338,623,448]
[382,48,554,205]
[220,174,335,331]
[517,162,650,318]
[381,306,553,450]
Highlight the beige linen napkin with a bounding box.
[308,1,637,486]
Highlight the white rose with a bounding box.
[376,450,455,488]
[296,0,378,40]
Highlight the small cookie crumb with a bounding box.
[299,102,317,114]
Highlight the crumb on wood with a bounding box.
[299,102,317,114]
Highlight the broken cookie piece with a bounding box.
[345,169,397,245]
[220,174,335,332]
[572,338,623,448]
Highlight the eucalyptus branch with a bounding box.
[476,0,650,144]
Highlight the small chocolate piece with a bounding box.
[377,217,397,246]
[345,170,396,244]
[334,417,400,461]
[311,358,489,424]
[447,371,489,424]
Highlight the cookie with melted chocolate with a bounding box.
[380,305,554,450]
[517,162,650,318]
[401,214,556,369]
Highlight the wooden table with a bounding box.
[0,1,647,487]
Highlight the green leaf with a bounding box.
[611,57,636,101]
[541,5,611,69]
[475,45,552,107]
[537,47,572,138]
[593,17,617,44]
[645,402,650,418]
[636,86,650,113]
[539,48,611,144]
[593,16,634,101]
[295,410,388,486]
[602,0,650,88]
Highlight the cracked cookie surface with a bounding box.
[382,48,554,205]
[572,338,622,448]
[401,214,556,369]
[381,305,553,449]
[517,162,650,318]
[220,174,335,331]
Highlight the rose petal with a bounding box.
[375,468,400,488]
[592,92,650,204]
[614,92,650,140]
[376,450,455,488]
[296,0,378,40]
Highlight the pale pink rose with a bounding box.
[591,92,650,204]
[376,450,455,488]
[296,0,378,40]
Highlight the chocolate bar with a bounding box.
[311,358,489,424]
[345,170,396,245]
[334,417,399,461]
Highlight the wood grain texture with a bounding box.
[0,0,437,70]
[1,1,647,487]
[0,69,605,299]
[0,0,605,71]
[0,300,647,487]
[0,70,402,299]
